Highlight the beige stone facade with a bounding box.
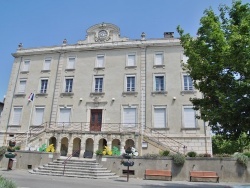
[0,23,212,156]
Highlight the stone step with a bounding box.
[44,164,104,170]
[33,168,115,176]
[29,157,118,179]
[37,166,111,173]
[29,171,119,179]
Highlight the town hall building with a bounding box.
[0,23,212,157]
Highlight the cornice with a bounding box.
[12,39,181,57]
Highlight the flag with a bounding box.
[28,93,35,101]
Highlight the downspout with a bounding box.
[4,56,23,145]
[49,52,62,126]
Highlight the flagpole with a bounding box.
[26,93,35,149]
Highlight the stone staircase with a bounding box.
[29,157,119,179]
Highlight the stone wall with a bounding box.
[97,156,250,183]
[0,151,60,170]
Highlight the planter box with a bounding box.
[5,153,16,158]
[122,161,134,166]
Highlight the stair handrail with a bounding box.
[62,149,81,176]
[143,126,187,153]
[9,122,48,146]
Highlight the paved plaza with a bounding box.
[1,168,250,188]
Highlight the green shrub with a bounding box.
[234,153,248,166]
[198,153,212,157]
[187,151,197,157]
[142,153,160,159]
[214,153,232,158]
[14,146,20,151]
[172,153,185,166]
[243,152,250,158]
[0,176,16,188]
[160,149,170,156]
[112,146,120,156]
[0,146,7,156]
[95,149,103,156]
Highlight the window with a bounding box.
[58,107,71,125]
[18,79,26,93]
[127,53,136,66]
[183,106,196,128]
[154,107,167,128]
[22,60,30,72]
[126,75,135,92]
[154,75,165,91]
[183,75,193,91]
[11,107,22,125]
[65,78,73,93]
[67,56,75,69]
[43,58,51,70]
[33,107,44,125]
[154,52,163,65]
[96,55,105,68]
[40,79,48,93]
[123,107,136,127]
[94,77,103,92]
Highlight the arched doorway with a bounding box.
[84,138,94,158]
[60,137,68,156]
[72,137,81,157]
[125,139,135,149]
[112,139,121,156]
[98,138,107,151]
[49,136,56,151]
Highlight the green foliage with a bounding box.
[111,146,120,156]
[95,149,103,156]
[172,153,185,166]
[177,0,250,140]
[212,133,250,154]
[159,149,170,156]
[39,144,47,152]
[187,151,197,157]
[0,176,16,188]
[0,146,7,156]
[14,146,20,151]
[197,153,211,157]
[234,153,248,166]
[243,152,250,158]
[214,153,232,158]
[142,153,161,159]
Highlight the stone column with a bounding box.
[80,134,86,158]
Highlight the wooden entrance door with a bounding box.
[90,109,102,131]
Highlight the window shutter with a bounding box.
[12,108,22,125]
[23,61,29,71]
[155,54,163,65]
[59,108,71,125]
[183,108,195,128]
[97,56,104,67]
[33,108,44,125]
[19,80,26,93]
[68,57,75,69]
[44,59,51,70]
[123,108,136,127]
[154,108,166,128]
[127,55,135,66]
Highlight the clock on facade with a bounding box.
[98,30,108,39]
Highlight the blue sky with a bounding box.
[0,0,248,101]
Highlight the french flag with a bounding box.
[28,93,35,102]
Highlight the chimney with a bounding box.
[164,32,174,38]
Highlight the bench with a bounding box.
[190,171,219,183]
[145,169,172,181]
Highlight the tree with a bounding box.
[177,0,250,140]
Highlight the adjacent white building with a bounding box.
[0,23,212,157]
